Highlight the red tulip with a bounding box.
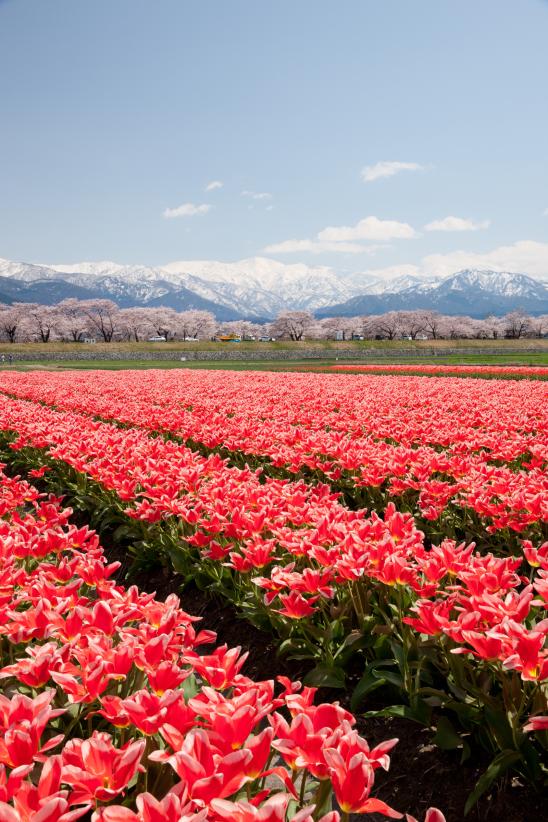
[61,732,145,803]
[323,747,401,817]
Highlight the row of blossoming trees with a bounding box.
[0,299,546,343]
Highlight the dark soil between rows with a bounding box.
[107,546,546,822]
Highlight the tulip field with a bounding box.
[328,364,548,379]
[0,369,546,821]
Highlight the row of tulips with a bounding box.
[0,464,448,821]
[1,370,543,459]
[0,392,546,798]
[0,372,546,541]
[329,364,548,377]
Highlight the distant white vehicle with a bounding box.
[148,336,167,342]
[182,337,200,342]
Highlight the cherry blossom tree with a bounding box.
[527,314,548,338]
[218,320,264,340]
[417,311,444,339]
[367,311,402,340]
[397,311,427,339]
[269,311,317,341]
[0,303,31,343]
[178,310,218,340]
[319,316,362,340]
[145,307,180,340]
[24,304,61,342]
[77,300,121,342]
[477,314,506,339]
[117,308,155,342]
[441,314,474,339]
[503,310,530,339]
[57,299,91,341]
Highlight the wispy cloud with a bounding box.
[205,180,223,191]
[425,216,490,232]
[318,216,417,242]
[241,190,273,200]
[264,239,367,254]
[264,215,416,255]
[543,208,548,217]
[361,160,424,182]
[163,202,211,218]
[354,240,548,285]
[420,240,548,279]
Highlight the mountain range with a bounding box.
[0,257,547,319]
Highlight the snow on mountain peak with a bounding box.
[1,256,546,318]
[440,268,545,298]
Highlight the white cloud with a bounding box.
[543,208,548,217]
[263,238,367,255]
[420,240,548,279]
[425,216,490,232]
[318,216,417,242]
[163,202,211,218]
[345,240,548,285]
[205,180,223,191]
[264,215,415,255]
[241,190,273,200]
[361,161,424,182]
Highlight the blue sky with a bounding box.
[1,0,548,279]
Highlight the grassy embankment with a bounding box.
[0,338,547,372]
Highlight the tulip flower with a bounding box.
[61,732,146,803]
[323,747,401,817]
[524,715,548,732]
[0,691,64,768]
[406,810,446,822]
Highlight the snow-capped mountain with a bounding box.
[317,269,548,318]
[0,258,71,283]
[50,257,369,316]
[0,258,244,320]
[0,257,547,318]
[166,258,375,315]
[0,256,374,318]
[360,273,439,295]
[434,269,548,299]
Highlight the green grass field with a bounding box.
[1,338,548,356]
[3,352,548,375]
[1,339,547,375]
